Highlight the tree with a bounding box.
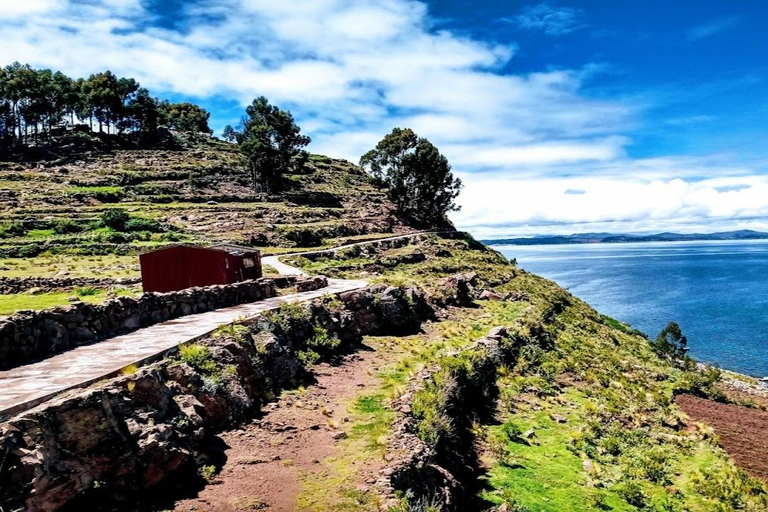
[235,96,311,193]
[653,321,690,365]
[127,88,161,141]
[159,101,212,134]
[360,128,462,225]
[84,71,121,133]
[222,124,237,142]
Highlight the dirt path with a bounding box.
[172,346,392,512]
[676,394,768,482]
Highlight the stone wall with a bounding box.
[0,276,142,294]
[0,278,278,371]
[0,285,433,511]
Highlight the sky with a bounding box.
[1,0,767,238]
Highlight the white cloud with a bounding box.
[688,16,740,42]
[0,0,59,19]
[1,0,765,236]
[508,3,585,36]
[452,166,768,238]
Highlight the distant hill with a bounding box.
[482,230,768,246]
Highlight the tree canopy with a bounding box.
[0,62,213,153]
[360,128,462,225]
[159,101,212,134]
[231,96,311,193]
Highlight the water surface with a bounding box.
[497,240,768,377]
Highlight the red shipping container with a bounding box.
[140,245,262,293]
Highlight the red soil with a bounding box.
[171,349,389,512]
[675,394,768,482]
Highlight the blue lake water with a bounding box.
[497,240,768,377]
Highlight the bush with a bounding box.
[616,479,648,509]
[692,461,768,510]
[52,219,84,234]
[125,217,162,233]
[0,221,26,238]
[676,366,725,401]
[100,209,130,231]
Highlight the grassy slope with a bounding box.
[0,133,412,259]
[285,234,768,511]
[0,134,414,314]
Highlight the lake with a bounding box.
[497,240,768,377]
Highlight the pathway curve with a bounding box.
[0,231,429,420]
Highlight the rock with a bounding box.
[296,276,329,293]
[332,431,348,440]
[479,290,503,301]
[173,394,205,426]
[503,291,530,302]
[487,326,508,340]
[583,459,595,473]
[550,413,567,423]
[522,429,536,439]
[207,200,218,205]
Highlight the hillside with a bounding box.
[1,138,767,512]
[0,132,416,258]
[0,132,424,314]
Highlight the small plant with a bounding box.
[198,464,217,482]
[179,343,218,375]
[616,479,648,509]
[74,285,99,297]
[120,364,139,376]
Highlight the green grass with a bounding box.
[0,254,140,278]
[0,288,139,316]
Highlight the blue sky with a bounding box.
[1,0,767,237]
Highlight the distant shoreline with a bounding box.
[482,230,768,246]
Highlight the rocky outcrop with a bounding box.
[437,272,477,307]
[0,284,433,511]
[0,278,280,370]
[295,275,329,292]
[0,276,142,294]
[339,283,433,335]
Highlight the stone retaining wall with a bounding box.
[0,284,433,511]
[0,276,142,294]
[0,278,278,371]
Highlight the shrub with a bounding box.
[692,461,768,510]
[616,479,648,509]
[74,285,99,297]
[125,217,162,232]
[100,209,130,231]
[52,219,84,234]
[0,221,26,238]
[676,366,725,401]
[179,343,217,375]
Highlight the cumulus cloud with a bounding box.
[0,0,765,236]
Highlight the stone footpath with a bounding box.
[0,232,433,420]
[0,278,366,420]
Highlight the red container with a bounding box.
[139,245,262,293]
